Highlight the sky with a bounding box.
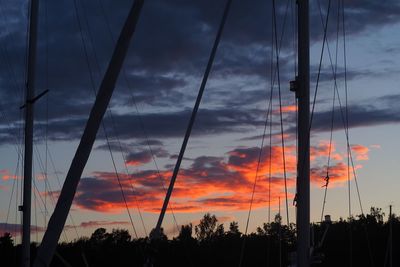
[0,0,400,243]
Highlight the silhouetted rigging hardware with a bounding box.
[290,77,299,97]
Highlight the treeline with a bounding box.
[0,207,398,266]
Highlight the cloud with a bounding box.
[0,221,130,237]
[351,144,369,161]
[126,147,169,166]
[65,220,130,230]
[0,169,18,181]
[0,223,44,237]
[71,140,370,213]
[306,98,400,134]
[1,1,399,148]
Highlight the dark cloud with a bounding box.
[0,107,264,145]
[1,0,399,149]
[126,146,168,166]
[310,97,400,133]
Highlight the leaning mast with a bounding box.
[33,1,144,266]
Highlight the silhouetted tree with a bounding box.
[177,223,193,242]
[149,227,168,241]
[0,232,13,248]
[6,208,397,267]
[228,221,240,236]
[107,229,131,245]
[90,228,108,244]
[195,213,224,241]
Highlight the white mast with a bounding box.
[296,0,310,266]
[21,0,39,266]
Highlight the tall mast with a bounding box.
[21,0,39,266]
[33,1,144,266]
[296,0,310,266]
[152,0,232,238]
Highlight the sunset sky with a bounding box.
[0,0,400,243]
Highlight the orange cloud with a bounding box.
[0,169,18,181]
[351,144,369,161]
[273,105,297,114]
[69,140,370,214]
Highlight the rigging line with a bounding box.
[309,0,331,130]
[273,0,290,227]
[0,0,85,245]
[269,0,294,96]
[31,177,68,243]
[239,0,282,236]
[23,0,32,100]
[314,0,365,218]
[31,136,83,242]
[314,0,373,264]
[312,1,371,264]
[33,145,80,248]
[33,177,38,242]
[0,28,27,160]
[267,4,276,265]
[0,0,26,98]
[46,149,81,240]
[78,0,148,236]
[35,153,81,239]
[44,0,49,229]
[325,68,365,217]
[342,0,351,221]
[328,67,364,215]
[15,166,20,244]
[5,152,21,229]
[331,69,376,265]
[33,136,83,242]
[241,0,293,234]
[320,82,336,223]
[320,0,340,223]
[107,110,148,236]
[124,77,182,234]
[278,197,282,267]
[291,0,297,76]
[72,0,141,240]
[102,123,139,239]
[155,0,232,234]
[267,93,273,266]
[341,1,373,264]
[268,3,274,226]
[238,65,275,267]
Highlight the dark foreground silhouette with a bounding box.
[0,207,397,266]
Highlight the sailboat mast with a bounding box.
[296,0,310,266]
[21,0,39,266]
[33,1,144,266]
